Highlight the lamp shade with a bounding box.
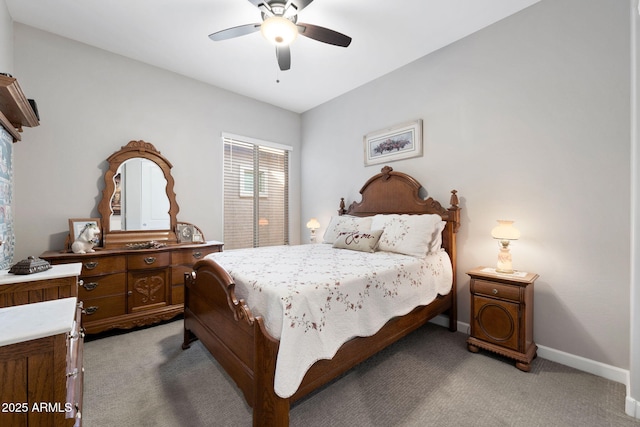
[306,218,320,230]
[261,16,298,46]
[491,220,520,240]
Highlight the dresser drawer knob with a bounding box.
[67,368,78,378]
[84,261,99,270]
[83,306,99,315]
[144,256,156,265]
[82,282,99,291]
[193,251,203,259]
[492,288,498,295]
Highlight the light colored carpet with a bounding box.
[83,320,640,426]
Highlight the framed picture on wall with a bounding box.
[363,119,423,166]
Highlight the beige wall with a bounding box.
[301,0,632,371]
[11,24,302,259]
[630,0,640,414]
[0,0,12,73]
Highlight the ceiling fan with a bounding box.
[208,0,352,71]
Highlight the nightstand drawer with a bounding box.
[473,279,520,302]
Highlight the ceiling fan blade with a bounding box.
[297,23,351,47]
[276,45,291,71]
[283,0,315,18]
[208,23,261,41]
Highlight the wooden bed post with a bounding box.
[253,318,289,427]
[447,189,461,332]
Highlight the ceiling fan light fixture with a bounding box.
[261,16,298,46]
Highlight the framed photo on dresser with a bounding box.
[69,218,101,243]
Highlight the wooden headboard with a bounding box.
[342,165,460,245]
[341,165,461,296]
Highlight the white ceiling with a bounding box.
[6,0,539,113]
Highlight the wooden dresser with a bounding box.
[41,241,223,334]
[0,297,83,427]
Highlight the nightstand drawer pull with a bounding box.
[82,281,99,291]
[84,261,99,270]
[144,256,156,265]
[492,288,498,295]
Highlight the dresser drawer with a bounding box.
[81,295,126,321]
[128,252,171,270]
[171,246,221,265]
[472,279,521,302]
[79,273,126,298]
[81,256,126,276]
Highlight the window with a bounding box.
[240,168,267,198]
[223,134,291,249]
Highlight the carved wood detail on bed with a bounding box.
[182,166,461,426]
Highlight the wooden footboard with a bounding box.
[183,259,288,424]
[183,257,456,427]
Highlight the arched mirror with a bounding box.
[110,158,170,231]
[98,140,179,248]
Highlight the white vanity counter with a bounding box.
[0,262,82,285]
[0,297,78,347]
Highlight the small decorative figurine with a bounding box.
[71,223,101,254]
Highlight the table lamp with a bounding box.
[491,220,521,273]
[306,218,320,243]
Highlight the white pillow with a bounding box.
[371,214,446,257]
[332,230,383,253]
[322,216,373,244]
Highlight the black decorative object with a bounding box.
[9,256,52,275]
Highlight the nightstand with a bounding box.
[466,266,539,372]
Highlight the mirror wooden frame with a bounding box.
[98,140,179,248]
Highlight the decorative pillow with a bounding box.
[332,230,384,253]
[322,216,373,244]
[371,214,446,257]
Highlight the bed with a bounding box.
[182,166,461,426]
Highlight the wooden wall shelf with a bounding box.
[0,74,39,142]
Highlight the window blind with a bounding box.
[223,135,290,249]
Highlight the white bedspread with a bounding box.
[206,244,453,398]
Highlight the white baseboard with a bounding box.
[430,316,630,385]
[626,396,640,418]
[535,344,629,384]
[430,315,639,419]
